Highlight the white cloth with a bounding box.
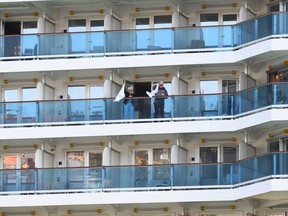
[146,83,159,98]
[113,83,125,102]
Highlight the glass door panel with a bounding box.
[22,87,36,122]
[4,89,18,124]
[67,151,85,189]
[200,147,218,183]
[154,15,172,49]
[89,86,104,120]
[22,21,37,55]
[222,80,236,115]
[3,155,17,191]
[88,152,102,188]
[20,153,35,190]
[136,18,150,50]
[200,13,218,47]
[152,148,171,185]
[90,20,104,53]
[68,19,86,53]
[134,150,148,187]
[200,80,218,116]
[68,85,86,121]
[222,14,237,47]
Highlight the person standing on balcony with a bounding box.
[124,86,135,119]
[154,81,168,118]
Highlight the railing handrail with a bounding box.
[1,82,286,104]
[0,11,286,60]
[0,152,287,194]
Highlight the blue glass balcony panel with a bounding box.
[1,152,288,193]
[0,82,288,126]
[0,12,287,59]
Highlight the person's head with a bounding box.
[159,81,164,87]
[128,86,133,92]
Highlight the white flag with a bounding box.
[113,83,125,102]
[146,83,159,98]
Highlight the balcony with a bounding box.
[0,12,287,60]
[0,152,286,195]
[0,82,287,127]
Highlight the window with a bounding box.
[67,151,85,167]
[200,147,218,163]
[269,140,280,152]
[90,20,104,31]
[153,148,171,164]
[154,15,172,28]
[200,13,218,26]
[135,15,172,50]
[68,19,86,32]
[223,14,237,25]
[3,153,35,184]
[222,80,237,93]
[223,147,237,163]
[136,18,150,29]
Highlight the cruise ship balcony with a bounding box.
[1,152,288,212]
[0,12,287,62]
[0,82,286,130]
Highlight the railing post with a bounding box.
[102,166,106,191]
[170,165,174,188]
[36,101,39,123]
[272,83,277,105]
[34,169,38,192]
[273,153,277,175]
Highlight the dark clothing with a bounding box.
[124,91,135,105]
[154,86,168,118]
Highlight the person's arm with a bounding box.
[164,88,168,99]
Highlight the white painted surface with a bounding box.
[0,39,286,73]
[0,178,287,208]
[0,108,286,139]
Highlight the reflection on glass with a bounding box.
[134,150,148,165]
[67,151,85,185]
[200,147,218,163]
[153,148,171,164]
[67,151,85,167]
[3,155,17,185]
[269,141,280,152]
[89,86,104,118]
[68,85,86,117]
[134,150,148,186]
[89,152,102,167]
[3,155,17,169]
[21,153,35,168]
[223,147,236,163]
[153,148,171,180]
[21,152,35,184]
[4,89,18,120]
